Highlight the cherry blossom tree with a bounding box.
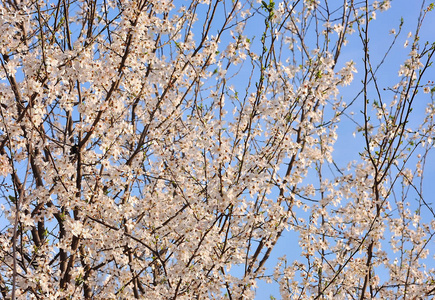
[1,0,435,298]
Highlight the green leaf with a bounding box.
[8,195,16,203]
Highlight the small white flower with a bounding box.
[0,155,12,177]
[380,0,391,11]
[372,1,379,9]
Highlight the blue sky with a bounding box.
[253,0,435,298]
[1,0,434,298]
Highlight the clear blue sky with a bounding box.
[254,0,435,298]
[1,0,434,298]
